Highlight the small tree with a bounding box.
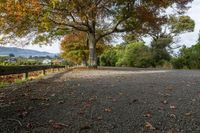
[61,32,89,66]
[121,42,152,67]
[61,31,107,66]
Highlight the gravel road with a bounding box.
[0,68,200,133]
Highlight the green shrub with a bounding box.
[100,49,118,66]
[121,42,152,68]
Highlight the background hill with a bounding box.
[0,46,57,57]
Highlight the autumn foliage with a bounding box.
[0,0,194,66]
[60,32,107,65]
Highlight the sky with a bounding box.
[5,0,200,54]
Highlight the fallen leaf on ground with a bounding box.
[169,114,176,119]
[118,92,123,95]
[49,120,68,129]
[107,96,113,99]
[104,108,112,112]
[165,87,174,91]
[170,105,176,109]
[186,84,191,87]
[144,112,151,118]
[26,123,33,128]
[52,122,68,129]
[28,106,34,110]
[84,101,92,108]
[129,99,138,105]
[58,100,64,104]
[97,116,102,120]
[145,122,156,130]
[192,99,196,102]
[158,107,164,111]
[112,98,117,102]
[51,94,56,97]
[89,96,97,101]
[167,129,176,133]
[164,93,171,97]
[49,120,54,123]
[162,100,168,104]
[18,111,28,118]
[80,125,91,131]
[40,103,50,106]
[31,97,49,101]
[22,111,28,117]
[185,112,192,116]
[198,93,200,98]
[21,93,28,97]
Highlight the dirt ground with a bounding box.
[0,68,200,133]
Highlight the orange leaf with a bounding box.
[104,108,112,112]
[145,122,156,130]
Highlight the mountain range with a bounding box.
[0,46,57,57]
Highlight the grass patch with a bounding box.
[0,82,9,88]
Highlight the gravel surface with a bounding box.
[0,68,200,133]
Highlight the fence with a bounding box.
[0,65,67,80]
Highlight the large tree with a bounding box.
[0,0,193,67]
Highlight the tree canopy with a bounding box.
[0,0,194,66]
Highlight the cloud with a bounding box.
[177,0,200,47]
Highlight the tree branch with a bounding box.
[96,17,129,41]
[48,16,88,32]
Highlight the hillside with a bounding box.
[0,46,56,57]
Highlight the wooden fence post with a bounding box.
[23,72,28,80]
[42,69,46,75]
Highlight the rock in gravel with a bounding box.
[162,100,168,104]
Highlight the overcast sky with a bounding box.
[6,0,200,54]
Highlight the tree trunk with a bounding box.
[88,33,97,68]
[82,56,87,66]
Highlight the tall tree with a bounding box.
[0,0,193,67]
[150,15,195,66]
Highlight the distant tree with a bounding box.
[100,47,118,66]
[9,53,15,57]
[29,56,33,59]
[123,42,152,67]
[150,36,173,66]
[150,15,195,66]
